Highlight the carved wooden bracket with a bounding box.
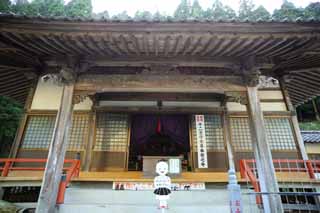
[240,56,261,87]
[72,91,96,105]
[225,91,248,105]
[41,58,93,85]
[258,76,279,88]
[243,70,261,87]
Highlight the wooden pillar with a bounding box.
[222,109,235,171]
[246,86,283,213]
[9,79,37,158]
[312,99,320,121]
[279,79,308,160]
[36,84,74,213]
[83,110,96,171]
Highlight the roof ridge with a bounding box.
[1,12,320,24]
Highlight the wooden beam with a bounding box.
[1,19,320,34]
[36,84,74,213]
[9,80,37,159]
[287,85,320,97]
[94,106,224,114]
[45,57,274,69]
[294,73,320,85]
[96,92,225,102]
[279,79,308,160]
[287,67,320,73]
[312,99,320,121]
[76,74,245,93]
[246,86,283,212]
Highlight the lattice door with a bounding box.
[91,113,129,171]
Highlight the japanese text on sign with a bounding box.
[195,115,208,168]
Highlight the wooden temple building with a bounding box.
[0,14,320,212]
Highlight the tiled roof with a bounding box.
[0,12,320,105]
[301,131,320,143]
[1,12,320,23]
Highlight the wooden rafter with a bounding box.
[0,17,320,105]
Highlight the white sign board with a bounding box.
[169,159,180,174]
[195,115,208,168]
[113,182,206,191]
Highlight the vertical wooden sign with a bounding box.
[195,115,208,168]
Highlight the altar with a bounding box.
[142,156,183,177]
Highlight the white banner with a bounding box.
[113,182,205,191]
[195,115,208,168]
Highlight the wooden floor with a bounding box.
[78,171,231,182]
[0,171,319,184]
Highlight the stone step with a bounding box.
[56,184,260,213]
[64,189,228,205]
[57,203,229,213]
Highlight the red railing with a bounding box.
[239,159,320,205]
[0,158,81,204]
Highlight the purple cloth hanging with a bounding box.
[130,114,190,153]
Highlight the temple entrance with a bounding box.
[128,114,190,171]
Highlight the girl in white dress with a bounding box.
[154,161,171,209]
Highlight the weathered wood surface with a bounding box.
[83,111,96,171]
[76,74,245,93]
[246,86,283,213]
[222,110,235,171]
[96,92,225,102]
[312,99,320,121]
[0,171,316,184]
[280,79,309,160]
[9,81,37,158]
[1,17,320,106]
[36,84,74,213]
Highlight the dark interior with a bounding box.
[128,114,190,171]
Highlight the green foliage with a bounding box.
[190,0,203,19]
[204,0,236,20]
[31,0,65,16]
[3,0,320,22]
[111,11,130,20]
[153,11,168,21]
[299,121,320,131]
[174,0,191,19]
[134,10,153,20]
[0,0,11,12]
[11,0,32,15]
[272,0,304,21]
[65,0,92,17]
[239,0,255,20]
[93,10,109,19]
[0,96,22,141]
[304,2,320,20]
[251,5,271,21]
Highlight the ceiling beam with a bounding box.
[45,57,274,69]
[96,92,225,102]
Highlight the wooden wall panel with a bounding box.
[194,152,228,172]
[90,151,126,171]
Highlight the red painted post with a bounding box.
[2,160,11,176]
[75,153,81,177]
[239,160,246,179]
[56,173,67,204]
[306,160,315,179]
